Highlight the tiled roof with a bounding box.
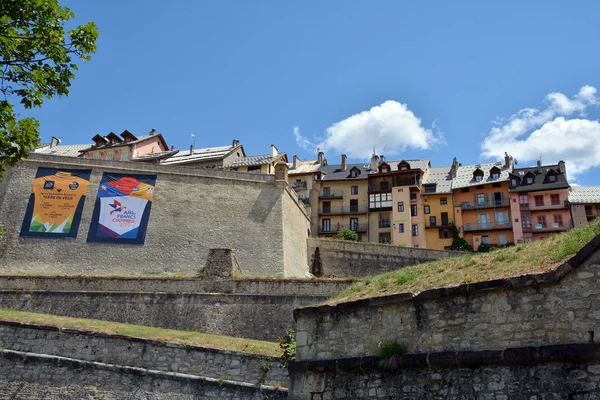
[161,145,237,166]
[380,159,430,172]
[288,159,321,175]
[509,164,569,193]
[423,166,453,194]
[227,153,287,168]
[318,163,371,181]
[568,186,600,204]
[132,150,179,162]
[452,161,510,189]
[35,144,92,157]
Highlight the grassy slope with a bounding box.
[0,308,281,357]
[332,218,600,304]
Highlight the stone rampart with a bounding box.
[0,349,287,399]
[307,238,459,277]
[0,320,288,387]
[0,290,324,341]
[0,154,310,277]
[289,236,600,398]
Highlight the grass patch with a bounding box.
[331,219,600,304]
[378,340,408,359]
[0,307,280,357]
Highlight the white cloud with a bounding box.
[294,100,441,160]
[481,85,600,179]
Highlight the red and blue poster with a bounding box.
[87,173,157,244]
[20,167,92,239]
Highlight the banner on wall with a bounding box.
[20,167,92,239]
[87,173,157,244]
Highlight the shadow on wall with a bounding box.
[247,188,281,223]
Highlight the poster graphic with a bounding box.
[20,167,92,238]
[87,173,157,244]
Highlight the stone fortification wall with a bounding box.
[0,349,287,399]
[0,154,310,277]
[0,290,323,341]
[0,320,288,387]
[307,238,459,277]
[288,236,600,398]
[0,275,352,297]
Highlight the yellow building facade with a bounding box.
[421,166,455,250]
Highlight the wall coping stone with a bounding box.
[0,349,288,395]
[288,342,600,373]
[0,319,279,360]
[294,233,600,319]
[308,237,463,256]
[0,274,354,283]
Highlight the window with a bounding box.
[106,153,114,161]
[369,193,392,209]
[441,212,449,226]
[548,174,556,183]
[511,178,517,186]
[475,175,483,182]
[553,214,563,227]
[379,233,391,244]
[424,206,430,214]
[350,199,359,212]
[381,166,389,173]
[120,151,129,161]
[350,218,359,231]
[322,187,331,196]
[398,223,405,233]
[412,224,418,237]
[482,235,490,244]
[519,194,529,205]
[379,216,390,228]
[526,177,534,184]
[351,186,358,195]
[322,201,331,214]
[93,153,100,159]
[550,194,560,205]
[461,187,469,193]
[491,172,499,180]
[537,215,547,228]
[439,228,451,239]
[534,195,544,207]
[429,216,437,226]
[411,204,417,216]
[476,193,486,204]
[522,213,531,228]
[478,213,491,229]
[424,185,436,193]
[495,210,509,225]
[321,219,331,232]
[397,201,404,212]
[440,197,448,205]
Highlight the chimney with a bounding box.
[559,160,567,182]
[318,151,325,166]
[190,144,194,154]
[170,145,175,151]
[341,154,347,171]
[504,152,511,169]
[537,159,542,174]
[270,144,278,157]
[380,155,385,163]
[232,139,240,147]
[50,136,60,148]
[274,162,289,188]
[293,155,299,170]
[370,151,379,171]
[149,128,156,135]
[451,157,459,178]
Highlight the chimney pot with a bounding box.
[150,128,156,135]
[190,144,194,154]
[318,151,325,166]
[293,155,299,170]
[50,136,60,148]
[270,144,278,157]
[341,154,347,171]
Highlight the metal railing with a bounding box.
[319,190,343,199]
[425,221,454,229]
[460,199,510,210]
[463,221,512,232]
[299,197,310,205]
[522,222,571,233]
[318,206,368,215]
[290,181,307,190]
[318,223,367,234]
[524,200,570,211]
[379,219,391,228]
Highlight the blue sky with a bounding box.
[27,1,600,184]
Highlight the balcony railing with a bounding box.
[463,221,512,232]
[319,190,343,199]
[425,221,454,229]
[319,206,368,215]
[368,184,392,193]
[318,223,367,234]
[522,222,572,233]
[290,181,307,190]
[460,199,510,211]
[525,200,570,211]
[379,219,391,228]
[299,197,310,205]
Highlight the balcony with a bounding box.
[425,221,454,229]
[460,199,510,211]
[378,219,391,228]
[318,223,367,234]
[463,221,512,232]
[290,181,307,190]
[525,200,571,211]
[299,197,310,206]
[368,184,392,193]
[318,206,368,215]
[523,222,572,234]
[319,190,343,199]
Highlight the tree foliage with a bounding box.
[0,0,98,176]
[336,228,359,241]
[448,226,473,252]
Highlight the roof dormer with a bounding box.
[379,162,391,173]
[398,160,411,171]
[473,168,484,182]
[105,132,123,144]
[523,171,536,184]
[350,166,361,178]
[489,166,501,180]
[121,130,138,142]
[92,134,108,147]
[545,169,558,183]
